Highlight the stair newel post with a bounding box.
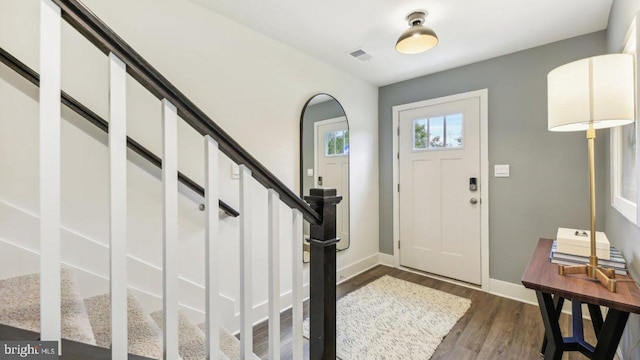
[304,188,342,360]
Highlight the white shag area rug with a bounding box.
[304,275,471,360]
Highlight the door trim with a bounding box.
[391,89,489,291]
[313,116,347,188]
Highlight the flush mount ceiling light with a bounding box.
[395,11,438,54]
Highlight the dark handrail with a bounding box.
[0,46,239,218]
[52,0,322,225]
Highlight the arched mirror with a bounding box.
[300,94,350,262]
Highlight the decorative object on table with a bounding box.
[555,227,610,260]
[302,275,470,360]
[550,240,627,275]
[547,53,635,292]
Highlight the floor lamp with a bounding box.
[547,53,635,293]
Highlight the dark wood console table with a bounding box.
[522,238,640,360]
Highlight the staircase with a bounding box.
[0,0,341,359]
[0,268,255,359]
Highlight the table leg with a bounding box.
[540,294,564,355]
[592,309,629,360]
[536,291,564,360]
[587,304,603,336]
[571,300,584,341]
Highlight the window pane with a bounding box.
[414,119,427,149]
[621,122,637,202]
[335,130,345,155]
[445,114,463,148]
[429,116,444,148]
[326,131,335,155]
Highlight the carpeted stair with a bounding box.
[198,322,256,360]
[84,292,165,359]
[0,269,257,359]
[152,310,236,360]
[0,268,96,345]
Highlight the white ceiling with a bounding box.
[190,0,613,86]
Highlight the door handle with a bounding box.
[470,198,478,205]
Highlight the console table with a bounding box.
[522,238,640,360]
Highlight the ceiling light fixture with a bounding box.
[395,11,438,54]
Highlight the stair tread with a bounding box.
[84,292,164,359]
[197,322,259,360]
[151,310,243,360]
[0,269,96,345]
[151,310,205,360]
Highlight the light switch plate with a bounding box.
[307,168,314,177]
[494,164,510,177]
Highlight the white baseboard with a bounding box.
[378,253,396,267]
[336,253,380,283]
[488,278,538,306]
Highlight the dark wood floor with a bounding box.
[252,265,600,360]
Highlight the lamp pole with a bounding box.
[587,122,597,275]
[558,122,616,292]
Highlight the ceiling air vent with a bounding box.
[349,48,372,62]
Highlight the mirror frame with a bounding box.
[299,93,351,261]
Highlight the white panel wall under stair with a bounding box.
[0,0,379,337]
[0,60,375,334]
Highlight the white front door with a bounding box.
[316,119,349,246]
[398,96,481,284]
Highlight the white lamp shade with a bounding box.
[547,54,635,132]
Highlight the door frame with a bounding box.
[313,116,348,188]
[391,89,489,291]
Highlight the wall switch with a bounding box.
[231,164,240,179]
[307,168,314,177]
[494,164,510,177]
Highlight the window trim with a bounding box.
[611,15,640,226]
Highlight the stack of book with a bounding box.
[550,240,628,275]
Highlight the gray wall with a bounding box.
[607,1,640,53]
[378,31,607,283]
[606,2,640,358]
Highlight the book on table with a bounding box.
[550,240,627,275]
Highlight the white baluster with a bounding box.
[109,53,128,359]
[291,209,304,360]
[239,165,253,359]
[204,136,220,359]
[162,99,179,359]
[268,190,280,360]
[39,0,61,351]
